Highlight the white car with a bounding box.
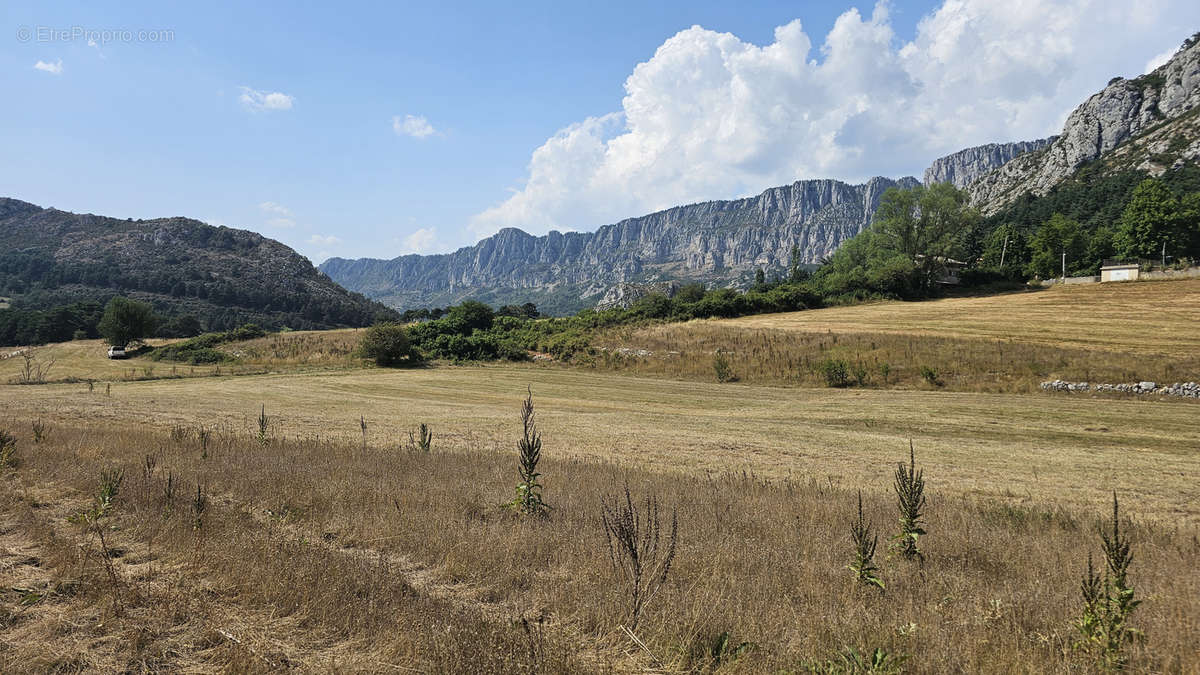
[107,345,127,359]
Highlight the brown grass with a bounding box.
[1,366,1198,526]
[732,280,1200,357]
[0,329,366,385]
[592,280,1200,391]
[2,415,1198,672]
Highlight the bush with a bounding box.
[713,350,737,383]
[818,358,850,387]
[357,323,421,367]
[920,365,941,386]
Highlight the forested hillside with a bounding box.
[0,198,396,345]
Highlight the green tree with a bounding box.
[97,297,157,346]
[873,183,978,292]
[447,300,494,332]
[1114,178,1187,260]
[1028,213,1087,278]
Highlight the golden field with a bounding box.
[1,278,1198,672]
[591,279,1200,391]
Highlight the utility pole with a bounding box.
[999,235,1009,269]
[1162,239,1167,268]
[1062,250,1066,280]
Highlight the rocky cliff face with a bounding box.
[968,34,1200,213]
[321,176,917,312]
[923,138,1056,188]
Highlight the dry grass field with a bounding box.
[0,330,364,384]
[730,280,1200,357]
[2,279,1198,672]
[592,280,1200,391]
[2,388,1198,672]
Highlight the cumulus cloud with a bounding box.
[258,201,291,216]
[396,227,440,254]
[33,59,63,75]
[470,0,1200,239]
[393,114,436,138]
[239,86,294,112]
[1144,47,1177,74]
[308,234,342,246]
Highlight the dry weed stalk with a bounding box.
[600,484,677,629]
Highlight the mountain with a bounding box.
[967,33,1200,213]
[321,176,918,314]
[923,138,1056,189]
[0,198,396,332]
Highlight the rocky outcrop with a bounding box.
[923,138,1056,188]
[321,176,918,312]
[969,34,1200,213]
[595,281,680,311]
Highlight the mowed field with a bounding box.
[593,279,1200,391]
[2,364,1198,525]
[730,279,1200,357]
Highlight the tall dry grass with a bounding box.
[590,322,1200,392]
[2,413,1197,672]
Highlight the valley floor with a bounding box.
[2,364,1197,524]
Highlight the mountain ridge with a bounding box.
[0,198,395,332]
[321,175,919,313]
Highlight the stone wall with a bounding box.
[1041,380,1200,398]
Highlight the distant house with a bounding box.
[914,255,967,285]
[1100,261,1140,282]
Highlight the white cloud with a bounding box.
[397,227,439,254]
[308,234,342,246]
[393,114,436,139]
[470,0,1200,239]
[239,86,294,112]
[258,201,291,216]
[33,59,63,75]
[1145,47,1177,74]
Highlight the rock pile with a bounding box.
[1040,380,1200,398]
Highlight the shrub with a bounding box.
[713,350,737,383]
[819,358,850,387]
[357,322,421,367]
[0,430,17,470]
[920,365,941,386]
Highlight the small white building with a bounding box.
[1100,263,1140,282]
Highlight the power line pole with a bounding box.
[999,235,1009,269]
[1062,250,1066,280]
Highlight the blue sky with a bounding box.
[2,1,1197,263]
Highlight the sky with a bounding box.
[2,1,1198,264]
